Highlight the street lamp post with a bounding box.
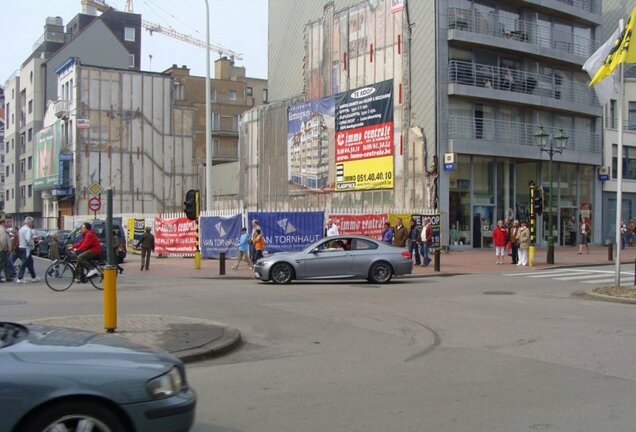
[534,127,568,265]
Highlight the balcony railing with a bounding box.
[32,30,66,52]
[554,0,598,14]
[448,114,601,153]
[448,60,597,105]
[448,7,596,58]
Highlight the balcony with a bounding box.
[448,7,596,60]
[553,0,598,14]
[448,60,597,106]
[448,115,601,154]
[54,100,71,120]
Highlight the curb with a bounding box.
[177,327,242,363]
[584,289,636,305]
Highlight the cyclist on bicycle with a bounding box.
[72,222,101,282]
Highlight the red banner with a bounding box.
[329,213,388,239]
[154,216,197,254]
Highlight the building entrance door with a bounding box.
[472,205,495,248]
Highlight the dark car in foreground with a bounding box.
[253,235,413,284]
[1,322,196,432]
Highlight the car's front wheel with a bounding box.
[368,261,393,284]
[19,400,127,432]
[270,262,294,284]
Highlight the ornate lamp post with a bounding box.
[534,127,568,264]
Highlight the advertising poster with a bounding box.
[127,218,147,252]
[287,96,335,190]
[200,214,242,259]
[248,211,324,253]
[328,213,388,239]
[33,121,62,190]
[154,216,197,254]
[334,79,394,191]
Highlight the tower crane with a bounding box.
[80,0,243,61]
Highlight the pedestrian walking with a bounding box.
[492,219,508,265]
[0,218,12,282]
[381,222,394,244]
[16,216,39,283]
[326,219,339,237]
[419,217,433,266]
[139,227,155,270]
[112,229,125,274]
[393,218,408,248]
[509,220,520,264]
[517,222,530,266]
[233,227,251,270]
[578,219,591,254]
[48,232,60,261]
[253,229,266,262]
[408,218,421,265]
[620,221,627,250]
[250,219,263,263]
[566,217,577,246]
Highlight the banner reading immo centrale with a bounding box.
[334,79,394,191]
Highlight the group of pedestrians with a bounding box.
[233,219,266,270]
[492,219,530,266]
[380,217,434,267]
[0,216,41,283]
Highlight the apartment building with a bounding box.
[3,9,141,225]
[0,85,4,211]
[165,57,268,166]
[244,0,603,247]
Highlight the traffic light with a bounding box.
[533,195,543,216]
[184,189,200,220]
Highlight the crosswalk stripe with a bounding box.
[526,272,577,278]
[581,278,617,284]
[554,274,605,281]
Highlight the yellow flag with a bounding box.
[590,6,636,85]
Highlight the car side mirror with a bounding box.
[311,248,320,254]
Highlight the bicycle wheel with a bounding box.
[89,267,104,290]
[45,262,75,292]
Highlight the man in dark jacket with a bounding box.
[408,218,421,265]
[139,227,155,271]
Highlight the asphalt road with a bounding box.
[4,258,636,431]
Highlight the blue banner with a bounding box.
[200,214,243,259]
[248,211,324,253]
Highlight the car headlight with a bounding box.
[147,367,184,399]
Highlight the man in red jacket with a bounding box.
[73,222,101,282]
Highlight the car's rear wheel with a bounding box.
[368,261,393,284]
[20,400,126,432]
[270,263,293,284]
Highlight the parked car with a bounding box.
[64,220,127,263]
[1,321,196,432]
[253,235,413,284]
[37,229,71,257]
[32,229,47,255]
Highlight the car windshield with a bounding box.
[0,322,27,348]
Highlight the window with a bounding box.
[5,167,8,177]
[129,54,135,68]
[28,156,32,170]
[246,86,253,96]
[211,112,220,130]
[27,128,32,142]
[613,144,636,180]
[27,184,32,198]
[228,90,237,101]
[629,102,636,130]
[5,190,8,201]
[210,88,217,102]
[124,27,136,42]
[263,89,268,102]
[5,103,9,127]
[232,115,240,132]
[28,100,33,114]
[20,186,25,199]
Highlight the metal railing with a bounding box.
[448,60,597,105]
[448,7,596,58]
[448,115,601,153]
[32,30,66,51]
[553,0,598,14]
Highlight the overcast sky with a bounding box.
[0,0,268,83]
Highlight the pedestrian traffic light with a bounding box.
[533,195,543,216]
[184,189,199,220]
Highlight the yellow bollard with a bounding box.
[529,246,535,267]
[194,251,201,269]
[103,267,117,333]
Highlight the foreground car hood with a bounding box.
[5,324,175,371]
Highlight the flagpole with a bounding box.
[615,62,624,287]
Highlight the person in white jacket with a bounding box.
[326,219,339,237]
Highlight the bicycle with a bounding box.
[45,250,108,292]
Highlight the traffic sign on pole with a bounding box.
[88,197,102,212]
